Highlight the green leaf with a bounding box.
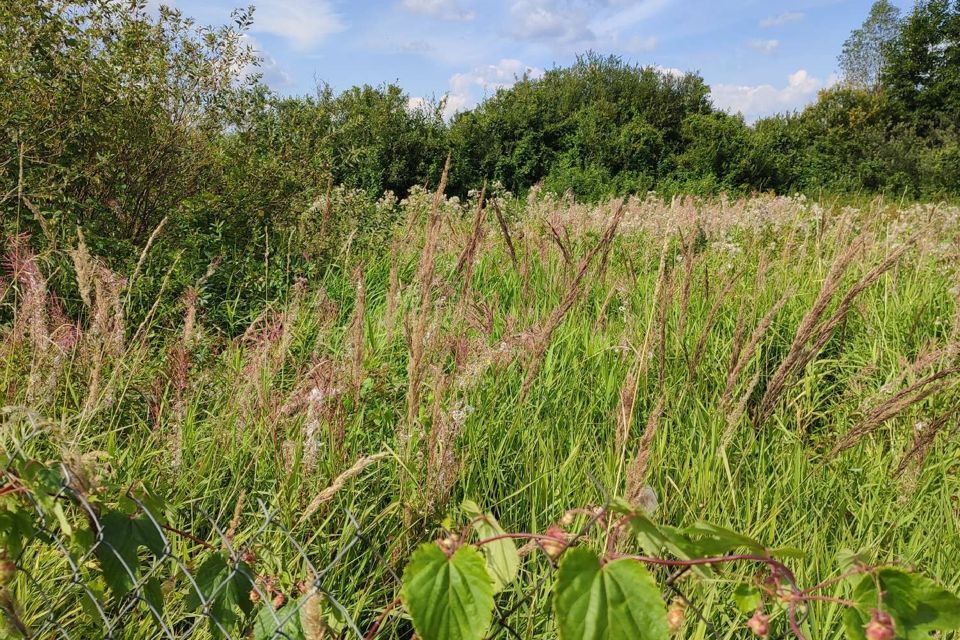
[0,508,35,559]
[682,522,765,555]
[186,554,254,637]
[253,599,305,640]
[19,461,64,495]
[134,517,167,556]
[768,546,806,560]
[401,543,494,640]
[93,509,168,599]
[95,511,141,598]
[843,567,960,639]
[628,513,714,577]
[186,555,229,611]
[837,549,868,574]
[732,584,762,614]
[553,547,668,640]
[462,499,519,593]
[142,576,165,623]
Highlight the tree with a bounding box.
[881,0,960,131]
[838,0,902,90]
[447,53,711,197]
[0,0,259,246]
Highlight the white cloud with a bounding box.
[239,35,294,89]
[623,35,658,53]
[252,0,344,50]
[759,11,804,28]
[410,59,544,119]
[710,69,837,121]
[748,39,779,54]
[399,0,475,20]
[508,0,670,49]
[407,96,428,111]
[447,59,544,115]
[509,0,594,45]
[654,65,685,78]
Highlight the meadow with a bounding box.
[2,179,959,638]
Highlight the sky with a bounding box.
[170,0,913,122]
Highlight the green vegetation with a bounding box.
[3,189,960,638]
[2,1,960,639]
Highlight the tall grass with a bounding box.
[2,192,959,637]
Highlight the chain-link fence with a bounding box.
[1,420,393,639]
[1,421,719,640]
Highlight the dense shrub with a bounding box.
[447,53,711,197]
[3,0,960,334]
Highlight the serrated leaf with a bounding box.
[401,543,494,640]
[186,554,229,611]
[553,547,668,640]
[462,499,519,593]
[732,584,762,614]
[134,516,167,557]
[93,509,168,599]
[20,461,64,495]
[843,567,960,639]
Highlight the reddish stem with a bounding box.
[475,532,564,546]
[365,597,401,639]
[160,523,217,551]
[802,567,867,595]
[0,484,28,498]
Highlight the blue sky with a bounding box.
[173,0,912,121]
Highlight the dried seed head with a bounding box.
[747,610,770,638]
[865,610,895,640]
[438,533,460,554]
[667,598,685,634]
[300,590,330,640]
[541,525,570,560]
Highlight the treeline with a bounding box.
[1,0,958,325]
[449,0,960,199]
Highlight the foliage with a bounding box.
[882,0,960,133]
[2,188,960,637]
[839,0,902,90]
[5,444,959,640]
[0,0,258,245]
[447,53,710,199]
[3,0,960,637]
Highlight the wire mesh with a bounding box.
[1,419,718,640]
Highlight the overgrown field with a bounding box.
[2,188,960,639]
